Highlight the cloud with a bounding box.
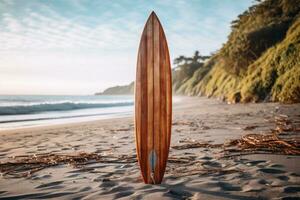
[0,2,141,51]
[0,0,252,54]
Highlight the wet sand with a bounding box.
[0,97,299,199]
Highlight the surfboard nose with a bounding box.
[150,11,157,17]
[147,11,159,21]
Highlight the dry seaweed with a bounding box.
[171,115,300,155]
[168,155,197,164]
[223,114,300,156]
[172,142,223,150]
[172,133,300,155]
[224,133,300,156]
[0,152,137,178]
[242,125,258,130]
[0,115,299,178]
[172,121,193,126]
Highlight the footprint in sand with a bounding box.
[119,164,132,169]
[283,186,300,193]
[166,189,192,199]
[280,196,300,200]
[37,192,74,199]
[202,160,222,168]
[217,181,242,191]
[200,156,213,160]
[32,174,52,180]
[61,147,71,150]
[203,181,241,191]
[245,160,266,165]
[242,179,267,192]
[113,190,134,199]
[270,164,284,168]
[0,153,7,157]
[101,185,133,195]
[259,168,286,174]
[66,173,80,178]
[36,181,64,189]
[290,172,300,177]
[79,186,92,192]
[99,179,117,188]
[277,175,290,181]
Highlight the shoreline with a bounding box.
[0,96,188,133]
[0,116,131,135]
[0,109,133,132]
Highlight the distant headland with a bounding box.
[95,82,134,95]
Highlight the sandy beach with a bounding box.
[0,97,299,199]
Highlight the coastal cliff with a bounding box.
[97,0,300,103]
[173,0,300,103]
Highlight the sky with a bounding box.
[0,0,254,95]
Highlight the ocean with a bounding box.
[0,95,134,130]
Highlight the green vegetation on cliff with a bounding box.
[173,0,300,103]
[240,16,300,103]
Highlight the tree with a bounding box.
[173,55,186,65]
[192,51,210,63]
[192,51,201,63]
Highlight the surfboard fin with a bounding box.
[149,150,157,184]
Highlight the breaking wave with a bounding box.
[0,101,133,115]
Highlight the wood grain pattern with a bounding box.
[135,11,172,184]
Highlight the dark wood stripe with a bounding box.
[153,16,161,183]
[146,15,154,184]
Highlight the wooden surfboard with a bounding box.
[135,11,172,184]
